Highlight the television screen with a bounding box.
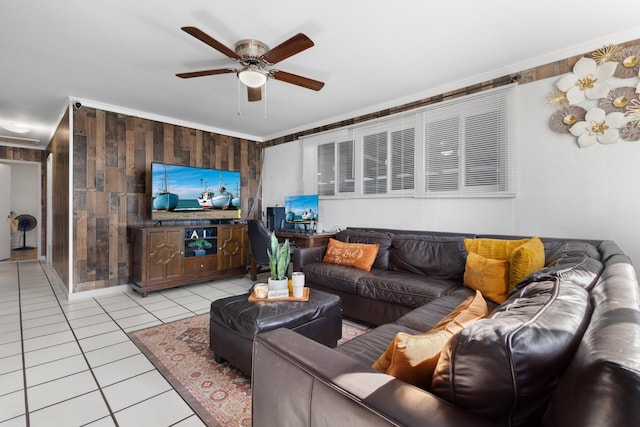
[151,162,241,221]
[284,194,319,224]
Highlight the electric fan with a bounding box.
[14,214,37,251]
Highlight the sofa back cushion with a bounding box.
[336,229,394,269]
[521,241,604,292]
[431,277,592,427]
[542,262,640,427]
[389,235,467,279]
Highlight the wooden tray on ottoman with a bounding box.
[248,287,310,302]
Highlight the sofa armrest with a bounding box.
[293,245,327,271]
[252,328,497,427]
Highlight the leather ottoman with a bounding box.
[209,288,342,375]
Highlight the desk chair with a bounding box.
[247,219,273,281]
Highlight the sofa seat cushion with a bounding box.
[356,269,461,308]
[302,262,369,294]
[431,277,592,427]
[389,235,467,279]
[393,287,478,331]
[336,323,421,366]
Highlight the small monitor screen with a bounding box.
[284,194,319,224]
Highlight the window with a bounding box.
[305,84,516,199]
[316,140,354,196]
[422,85,515,196]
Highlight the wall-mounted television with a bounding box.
[284,194,319,224]
[151,162,241,222]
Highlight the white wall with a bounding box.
[262,142,304,215]
[263,78,640,272]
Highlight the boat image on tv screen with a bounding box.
[284,194,319,224]
[151,162,241,221]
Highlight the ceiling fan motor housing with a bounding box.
[234,39,269,65]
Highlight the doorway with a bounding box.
[0,160,42,262]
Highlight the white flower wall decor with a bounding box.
[548,43,640,147]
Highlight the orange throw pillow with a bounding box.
[322,238,379,271]
[372,291,488,389]
[463,251,510,304]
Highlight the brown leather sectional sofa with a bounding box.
[251,228,640,426]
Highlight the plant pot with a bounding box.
[268,277,288,291]
[194,249,206,256]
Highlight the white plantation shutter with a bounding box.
[423,84,516,196]
[317,142,335,196]
[362,131,387,195]
[338,140,354,193]
[391,128,415,191]
[425,116,460,192]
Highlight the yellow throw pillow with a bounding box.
[463,251,510,304]
[322,238,380,272]
[509,236,545,291]
[464,237,530,261]
[372,291,488,389]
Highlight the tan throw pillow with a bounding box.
[372,291,488,389]
[464,237,530,261]
[509,236,545,291]
[322,238,380,272]
[463,251,510,304]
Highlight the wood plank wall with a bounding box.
[72,107,262,292]
[48,110,71,288]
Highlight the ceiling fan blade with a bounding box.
[261,33,314,65]
[181,26,240,60]
[247,86,262,102]
[271,70,325,91]
[176,68,236,79]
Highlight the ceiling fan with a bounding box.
[176,26,325,102]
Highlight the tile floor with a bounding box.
[0,260,258,427]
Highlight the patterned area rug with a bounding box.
[129,313,368,427]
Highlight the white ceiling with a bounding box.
[1,0,640,148]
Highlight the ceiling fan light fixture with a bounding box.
[1,122,30,134]
[238,65,267,88]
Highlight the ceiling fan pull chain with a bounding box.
[237,78,242,116]
[264,80,268,119]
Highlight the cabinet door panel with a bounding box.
[217,225,247,271]
[147,229,183,282]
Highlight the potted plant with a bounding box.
[267,232,290,290]
[187,239,213,256]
